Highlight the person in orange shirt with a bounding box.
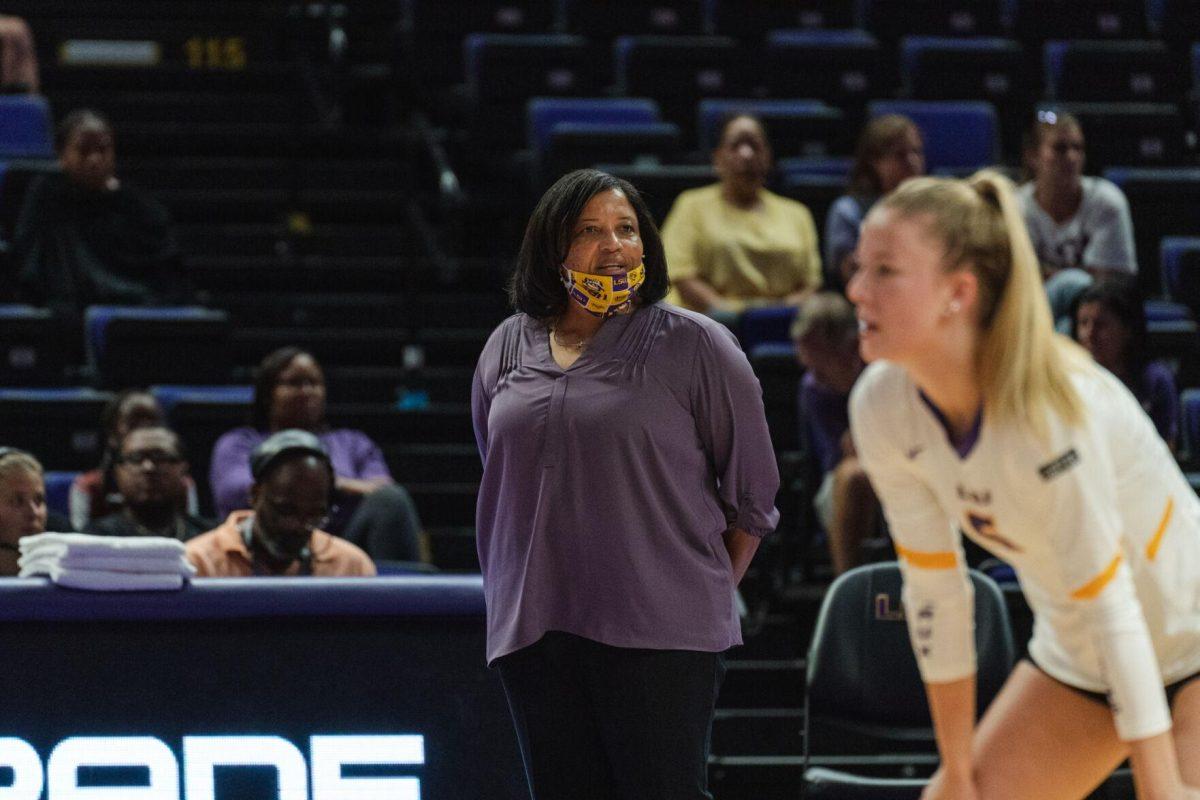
[187,429,375,577]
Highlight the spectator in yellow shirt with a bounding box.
[662,113,822,314]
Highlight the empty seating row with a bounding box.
[401,0,1195,44]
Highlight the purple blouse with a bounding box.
[210,427,392,523]
[471,302,780,664]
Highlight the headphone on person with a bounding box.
[244,430,334,574]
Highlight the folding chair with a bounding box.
[866,100,998,172]
[803,563,1015,791]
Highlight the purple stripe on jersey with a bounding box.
[919,390,983,459]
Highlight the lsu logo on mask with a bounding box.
[561,264,645,317]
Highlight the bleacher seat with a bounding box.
[0,388,112,471]
[527,98,679,185]
[0,305,75,387]
[43,471,79,519]
[708,0,857,38]
[1042,103,1186,173]
[1105,168,1200,294]
[863,0,1004,38]
[0,96,54,159]
[866,101,999,172]
[613,36,747,135]
[696,99,846,159]
[84,306,233,389]
[765,29,886,105]
[1010,0,1149,40]
[561,0,704,37]
[1044,40,1181,103]
[805,563,1014,759]
[593,163,716,225]
[1162,238,1200,318]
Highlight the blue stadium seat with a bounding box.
[613,36,747,134]
[696,99,846,158]
[464,34,599,104]
[765,29,886,104]
[1105,168,1200,294]
[84,306,232,389]
[739,306,798,354]
[0,96,53,159]
[1009,0,1148,40]
[528,97,661,152]
[776,156,853,179]
[708,0,857,38]
[43,471,79,519]
[527,98,680,186]
[1144,299,1192,323]
[1046,102,1186,173]
[1161,238,1200,317]
[866,101,999,171]
[0,388,112,471]
[0,305,73,386]
[901,37,1027,105]
[1044,40,1181,103]
[591,163,715,224]
[561,0,704,37]
[863,0,1004,38]
[148,385,254,416]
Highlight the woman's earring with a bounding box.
[944,299,961,317]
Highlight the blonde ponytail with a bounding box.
[882,170,1085,439]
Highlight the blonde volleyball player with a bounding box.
[847,170,1200,800]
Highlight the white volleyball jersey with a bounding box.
[850,359,1200,741]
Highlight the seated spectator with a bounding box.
[0,448,48,576]
[1071,278,1178,450]
[1018,110,1137,321]
[792,293,878,575]
[188,430,375,577]
[662,113,821,314]
[0,16,39,93]
[210,347,424,561]
[70,389,199,530]
[824,114,925,291]
[85,426,211,540]
[12,109,187,315]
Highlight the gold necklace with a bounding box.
[552,327,588,352]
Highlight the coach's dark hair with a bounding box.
[508,169,668,320]
[56,108,113,152]
[251,346,319,431]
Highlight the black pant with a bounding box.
[339,483,423,561]
[496,631,726,800]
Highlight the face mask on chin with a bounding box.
[561,263,646,317]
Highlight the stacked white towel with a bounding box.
[18,533,196,591]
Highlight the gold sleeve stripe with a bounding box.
[895,543,957,570]
[1070,553,1123,601]
[1145,497,1174,562]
